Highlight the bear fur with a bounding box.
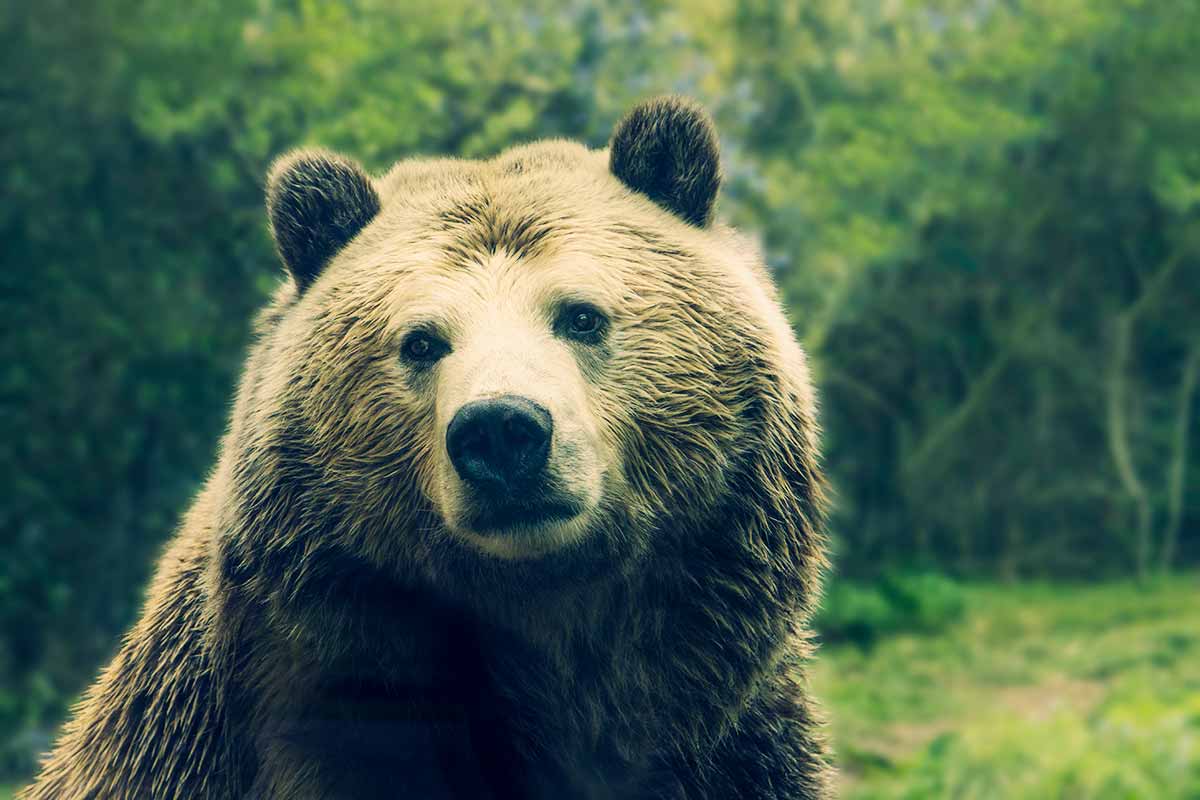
[21,96,831,799]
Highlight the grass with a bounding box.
[812,574,1200,799]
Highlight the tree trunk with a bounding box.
[1159,344,1200,573]
[1105,314,1153,579]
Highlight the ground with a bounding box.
[3,576,1195,799]
[813,574,1200,799]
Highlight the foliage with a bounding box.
[817,571,967,647]
[693,0,1200,578]
[813,575,1200,798]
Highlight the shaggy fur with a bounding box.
[21,96,831,799]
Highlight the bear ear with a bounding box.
[608,96,721,227]
[265,148,381,293]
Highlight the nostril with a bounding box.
[461,429,491,460]
[504,414,535,448]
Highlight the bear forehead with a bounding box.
[352,140,716,280]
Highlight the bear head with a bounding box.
[220,97,823,622]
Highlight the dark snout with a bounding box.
[446,395,553,493]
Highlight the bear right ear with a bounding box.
[266,149,381,293]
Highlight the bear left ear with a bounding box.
[608,96,721,227]
[266,148,381,293]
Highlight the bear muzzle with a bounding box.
[445,395,583,534]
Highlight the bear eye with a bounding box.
[401,331,449,364]
[559,303,607,342]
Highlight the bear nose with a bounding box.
[446,396,553,490]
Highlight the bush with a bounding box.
[817,572,967,647]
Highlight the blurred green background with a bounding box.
[2,0,1198,797]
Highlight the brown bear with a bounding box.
[20,96,831,799]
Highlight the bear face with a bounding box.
[234,97,817,618]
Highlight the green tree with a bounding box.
[691,0,1200,577]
